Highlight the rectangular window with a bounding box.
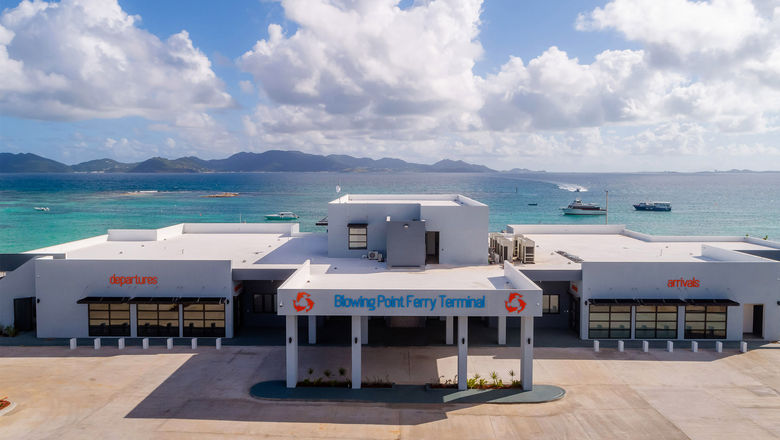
[588,305,631,339]
[542,294,560,314]
[252,293,277,314]
[137,303,179,337]
[348,224,367,250]
[635,305,678,339]
[88,303,130,336]
[183,304,225,337]
[685,305,727,339]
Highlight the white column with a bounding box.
[351,315,362,389]
[179,304,185,338]
[286,315,298,388]
[361,316,368,345]
[498,316,507,345]
[457,316,468,391]
[521,316,534,391]
[677,306,685,340]
[130,305,138,338]
[308,315,317,344]
[445,316,454,345]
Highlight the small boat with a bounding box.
[528,203,538,206]
[562,199,606,215]
[633,201,671,212]
[265,211,299,221]
[33,207,50,212]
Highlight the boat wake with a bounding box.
[557,183,588,192]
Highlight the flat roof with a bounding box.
[505,225,780,267]
[330,194,485,207]
[303,262,512,291]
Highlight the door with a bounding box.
[752,304,763,337]
[13,297,35,332]
[425,231,439,264]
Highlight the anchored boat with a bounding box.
[265,211,299,221]
[633,201,671,212]
[562,199,606,215]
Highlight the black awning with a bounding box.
[638,298,687,306]
[77,296,130,304]
[686,299,740,306]
[588,298,639,305]
[128,297,178,304]
[347,223,367,228]
[177,297,227,305]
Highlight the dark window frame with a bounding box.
[684,305,727,339]
[542,294,560,315]
[183,303,225,337]
[348,224,368,250]
[137,303,180,337]
[588,304,631,339]
[88,303,130,337]
[635,305,678,339]
[252,293,278,314]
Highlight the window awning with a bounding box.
[77,296,130,304]
[685,299,740,306]
[177,297,228,305]
[638,298,687,306]
[128,297,178,304]
[588,298,640,305]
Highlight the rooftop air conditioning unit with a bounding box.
[368,251,380,260]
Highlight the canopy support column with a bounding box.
[498,316,506,345]
[457,315,468,390]
[521,316,533,391]
[351,315,362,389]
[286,315,298,388]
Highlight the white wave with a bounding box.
[557,183,588,192]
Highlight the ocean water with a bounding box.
[0,172,778,253]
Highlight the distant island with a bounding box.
[0,151,546,174]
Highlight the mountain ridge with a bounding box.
[0,151,503,173]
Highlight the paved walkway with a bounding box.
[0,344,779,439]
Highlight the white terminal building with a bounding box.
[1,194,779,390]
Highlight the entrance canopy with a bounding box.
[277,260,542,317]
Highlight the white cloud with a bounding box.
[0,0,234,121]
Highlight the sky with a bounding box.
[1,0,780,172]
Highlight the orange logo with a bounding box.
[293,291,314,312]
[505,292,526,314]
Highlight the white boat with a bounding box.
[562,199,606,215]
[265,211,299,221]
[34,207,50,212]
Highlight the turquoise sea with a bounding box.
[1,172,779,253]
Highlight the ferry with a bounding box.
[265,211,299,221]
[562,199,606,215]
[633,201,671,212]
[33,207,50,212]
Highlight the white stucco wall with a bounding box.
[420,203,487,265]
[579,261,780,341]
[327,195,488,265]
[327,202,420,258]
[35,259,233,338]
[0,258,38,327]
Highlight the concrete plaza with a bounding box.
[0,343,779,439]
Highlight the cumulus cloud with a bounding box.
[239,0,484,137]
[234,0,780,168]
[0,0,233,121]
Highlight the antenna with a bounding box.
[605,190,609,225]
